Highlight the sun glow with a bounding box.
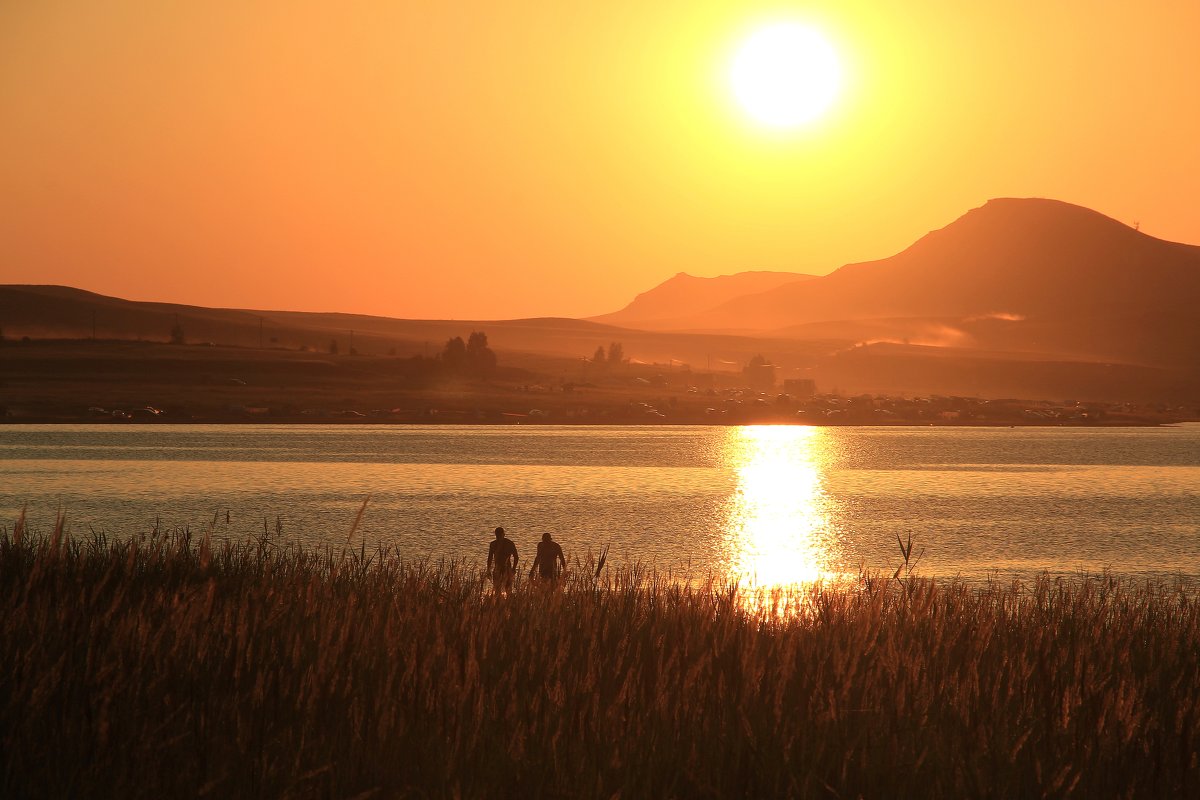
[723,426,842,608]
[729,22,843,129]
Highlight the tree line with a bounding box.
[442,331,497,374]
[591,342,625,365]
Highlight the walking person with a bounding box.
[529,532,566,587]
[487,526,519,596]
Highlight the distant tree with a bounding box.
[442,336,467,370]
[329,339,339,355]
[607,342,624,364]
[592,346,606,363]
[170,320,185,345]
[466,331,497,372]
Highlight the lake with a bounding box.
[2,424,1198,586]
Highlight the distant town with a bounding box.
[2,336,1193,426]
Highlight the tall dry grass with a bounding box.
[1,523,1198,799]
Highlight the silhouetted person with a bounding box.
[529,532,566,585]
[487,526,519,596]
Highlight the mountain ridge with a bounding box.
[600,198,1200,368]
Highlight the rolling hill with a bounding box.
[0,284,838,377]
[0,284,626,361]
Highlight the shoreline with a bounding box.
[2,417,1188,427]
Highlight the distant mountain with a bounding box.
[589,270,815,329]
[662,199,1200,368]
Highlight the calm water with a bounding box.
[2,424,1198,585]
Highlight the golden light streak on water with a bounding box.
[722,426,842,605]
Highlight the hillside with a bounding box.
[641,199,1200,368]
[589,270,814,329]
[0,284,839,375]
[0,285,628,361]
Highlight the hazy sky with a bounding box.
[3,1,1198,319]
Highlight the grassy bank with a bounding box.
[2,523,1198,799]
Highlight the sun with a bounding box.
[729,22,843,129]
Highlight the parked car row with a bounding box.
[87,406,163,420]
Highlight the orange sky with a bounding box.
[2,1,1198,320]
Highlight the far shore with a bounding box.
[4,338,1196,428]
[2,415,1191,427]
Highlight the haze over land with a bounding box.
[593,198,1200,369]
[4,198,1199,404]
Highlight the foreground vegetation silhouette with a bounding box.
[2,520,1198,798]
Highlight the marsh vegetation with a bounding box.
[2,519,1197,798]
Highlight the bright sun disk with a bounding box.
[730,23,843,129]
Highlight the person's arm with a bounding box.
[487,541,495,572]
[556,545,566,571]
[529,553,540,578]
[511,546,519,570]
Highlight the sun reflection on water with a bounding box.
[722,426,841,599]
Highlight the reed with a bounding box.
[1,524,1197,799]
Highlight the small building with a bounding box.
[743,356,776,391]
[783,378,817,398]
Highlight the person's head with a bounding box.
[494,527,505,539]
[542,532,552,542]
